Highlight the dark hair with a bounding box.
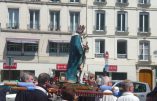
[38,73,50,85]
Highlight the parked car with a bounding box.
[112,80,151,101]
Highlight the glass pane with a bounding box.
[24,43,38,52]
[117,14,121,30]
[100,41,104,53]
[139,14,143,31]
[144,14,149,32]
[96,13,100,30]
[122,14,125,31]
[117,41,126,54]
[95,41,99,53]
[100,13,105,30]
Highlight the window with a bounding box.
[139,0,150,4]
[7,41,38,56]
[49,42,70,56]
[8,8,19,29]
[29,10,40,30]
[7,42,22,52]
[24,43,38,52]
[95,39,105,57]
[139,12,149,32]
[117,0,128,3]
[117,11,128,32]
[117,40,127,58]
[70,12,80,32]
[49,11,60,31]
[95,10,105,31]
[139,41,150,61]
[70,0,79,3]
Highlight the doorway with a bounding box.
[139,69,152,90]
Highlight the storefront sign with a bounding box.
[56,64,67,70]
[108,65,117,72]
[3,63,17,69]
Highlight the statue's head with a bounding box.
[76,25,85,35]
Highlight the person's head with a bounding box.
[122,80,134,92]
[38,73,50,86]
[102,76,111,86]
[20,72,34,82]
[33,76,38,85]
[76,25,85,35]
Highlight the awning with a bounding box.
[48,39,70,43]
[6,38,39,44]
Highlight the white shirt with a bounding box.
[117,92,140,101]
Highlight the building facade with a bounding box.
[86,0,157,89]
[0,0,157,89]
[0,0,87,81]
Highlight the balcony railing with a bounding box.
[68,25,79,32]
[117,54,127,58]
[48,24,60,31]
[6,23,19,29]
[116,1,129,6]
[138,55,151,63]
[93,0,107,5]
[138,27,151,36]
[95,53,104,58]
[138,0,151,7]
[93,25,106,32]
[50,0,60,3]
[27,24,40,30]
[116,26,128,32]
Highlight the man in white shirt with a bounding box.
[117,80,139,101]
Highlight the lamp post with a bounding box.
[6,56,14,81]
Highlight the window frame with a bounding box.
[95,39,105,58]
[95,10,106,31]
[8,8,19,29]
[139,12,150,33]
[139,40,150,61]
[117,11,128,32]
[7,42,38,56]
[49,42,70,56]
[29,10,40,30]
[117,40,127,58]
[49,11,60,31]
[69,12,80,32]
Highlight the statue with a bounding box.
[66,25,88,83]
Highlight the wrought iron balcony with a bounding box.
[6,23,19,29]
[138,0,151,7]
[117,54,127,58]
[138,27,151,36]
[68,25,78,33]
[116,0,129,7]
[93,25,107,34]
[48,24,60,31]
[49,0,60,3]
[138,55,151,64]
[115,27,129,35]
[93,0,107,6]
[27,24,40,30]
